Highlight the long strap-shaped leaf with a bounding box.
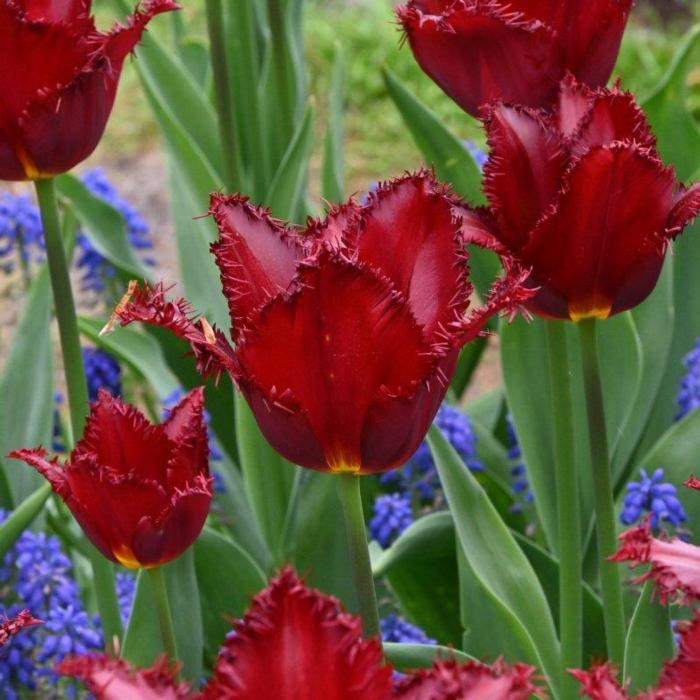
[428,425,561,697]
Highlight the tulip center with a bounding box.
[569,299,612,323]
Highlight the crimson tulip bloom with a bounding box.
[9,388,213,569]
[572,614,700,698]
[0,0,177,181]
[468,77,700,321]
[109,173,530,474]
[59,568,540,700]
[397,0,633,116]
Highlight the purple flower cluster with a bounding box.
[369,493,414,547]
[0,193,44,278]
[677,338,700,421]
[506,415,534,514]
[620,468,687,530]
[82,347,122,403]
[381,614,435,645]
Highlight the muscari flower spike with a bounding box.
[677,338,700,422]
[462,76,700,322]
[381,614,436,646]
[397,0,633,117]
[59,567,541,700]
[10,388,213,570]
[369,493,414,547]
[506,414,534,513]
[0,192,43,274]
[0,0,178,181]
[109,172,532,475]
[82,347,122,403]
[620,468,687,530]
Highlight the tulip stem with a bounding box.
[337,474,381,641]
[148,566,178,662]
[34,177,123,651]
[205,0,243,193]
[546,321,582,700]
[577,318,626,666]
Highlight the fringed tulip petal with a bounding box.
[483,104,567,249]
[237,255,437,473]
[394,658,541,700]
[521,144,676,320]
[356,173,471,339]
[10,390,211,569]
[0,610,42,647]
[0,0,177,180]
[200,568,392,700]
[611,523,700,605]
[658,613,700,695]
[398,2,562,116]
[668,183,700,238]
[209,194,307,338]
[57,655,190,700]
[570,665,631,700]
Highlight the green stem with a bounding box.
[546,322,582,699]
[577,318,626,666]
[205,0,243,193]
[34,177,123,650]
[337,474,381,640]
[148,566,178,661]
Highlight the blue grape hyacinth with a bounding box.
[506,414,534,513]
[0,193,44,277]
[369,493,414,547]
[677,339,700,421]
[82,347,122,402]
[75,168,154,295]
[620,468,687,529]
[381,614,436,645]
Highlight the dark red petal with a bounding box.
[394,658,541,700]
[658,613,700,694]
[685,476,700,492]
[305,200,363,253]
[0,610,42,647]
[110,282,238,382]
[57,654,191,700]
[558,0,633,88]
[520,143,675,321]
[611,523,700,605]
[483,103,566,249]
[356,172,470,341]
[667,183,700,238]
[236,255,436,473]
[570,664,630,700]
[209,193,306,339]
[162,387,210,488]
[563,82,657,157]
[7,448,70,496]
[397,2,562,116]
[130,478,212,567]
[14,0,90,23]
[200,568,392,700]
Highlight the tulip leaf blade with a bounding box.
[0,484,51,560]
[0,267,54,506]
[428,424,561,695]
[194,528,267,663]
[384,642,473,671]
[322,44,345,203]
[623,580,675,694]
[122,548,203,682]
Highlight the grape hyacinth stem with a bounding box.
[337,474,381,641]
[148,566,178,662]
[577,318,626,666]
[546,321,582,700]
[34,177,123,651]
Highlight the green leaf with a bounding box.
[373,512,461,645]
[384,642,473,671]
[623,580,675,693]
[450,337,487,401]
[266,103,315,220]
[0,268,54,505]
[55,174,150,281]
[235,394,297,556]
[194,528,266,662]
[122,549,203,682]
[0,484,51,559]
[382,67,483,204]
[642,24,700,182]
[322,45,345,203]
[428,425,561,694]
[78,317,179,401]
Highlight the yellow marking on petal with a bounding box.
[569,300,612,323]
[112,545,142,570]
[15,144,43,181]
[329,462,362,474]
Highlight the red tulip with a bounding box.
[0,610,42,647]
[572,614,700,698]
[0,0,178,181]
[109,172,531,474]
[59,568,540,700]
[397,0,633,116]
[9,388,212,569]
[467,77,700,321]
